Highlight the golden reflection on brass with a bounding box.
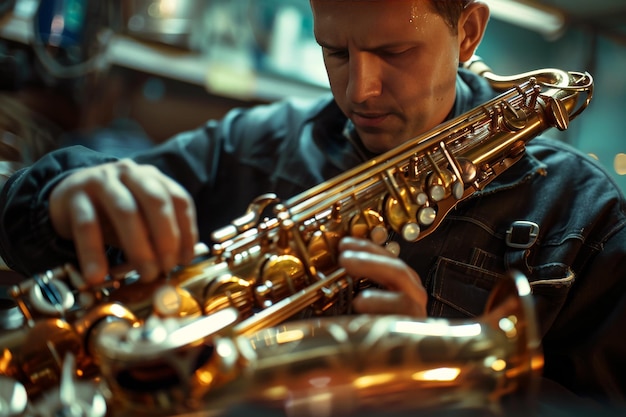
[0,64,594,416]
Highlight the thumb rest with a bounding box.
[0,64,592,416]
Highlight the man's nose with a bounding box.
[346,52,383,104]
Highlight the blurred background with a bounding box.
[0,0,624,192]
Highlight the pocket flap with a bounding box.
[429,257,503,318]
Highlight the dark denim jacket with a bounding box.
[1,69,625,412]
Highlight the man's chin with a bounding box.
[358,131,411,155]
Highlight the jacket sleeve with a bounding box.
[0,106,251,277]
[532,149,626,406]
[0,146,118,276]
[0,99,312,278]
[507,140,626,406]
[542,221,626,404]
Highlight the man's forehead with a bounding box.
[312,2,446,49]
[311,0,439,31]
[310,0,431,6]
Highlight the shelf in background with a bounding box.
[0,12,330,102]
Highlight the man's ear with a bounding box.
[458,2,490,62]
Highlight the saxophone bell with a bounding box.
[192,270,544,417]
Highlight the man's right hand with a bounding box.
[49,159,198,285]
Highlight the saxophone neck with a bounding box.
[463,55,594,128]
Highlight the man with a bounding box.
[0,0,625,414]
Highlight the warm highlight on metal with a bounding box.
[0,61,593,416]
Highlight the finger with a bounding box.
[339,236,394,257]
[66,191,109,285]
[353,289,426,317]
[339,248,427,311]
[120,164,184,272]
[156,174,198,265]
[121,162,198,268]
[339,248,421,290]
[95,172,160,281]
[149,174,198,264]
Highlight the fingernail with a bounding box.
[139,261,160,282]
[341,250,360,260]
[83,262,104,285]
[162,254,177,272]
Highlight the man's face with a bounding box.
[311,0,463,153]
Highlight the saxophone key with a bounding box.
[256,254,307,308]
[457,157,478,184]
[29,274,74,317]
[429,184,446,202]
[347,207,392,247]
[416,192,428,206]
[417,206,437,226]
[384,241,401,257]
[369,225,389,246]
[401,222,421,242]
[0,376,28,417]
[153,284,202,319]
[452,180,465,200]
[29,353,107,417]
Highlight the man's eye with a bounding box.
[325,49,348,59]
[381,48,410,57]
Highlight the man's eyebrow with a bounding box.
[316,40,341,49]
[317,40,418,51]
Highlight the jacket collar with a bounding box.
[478,148,548,195]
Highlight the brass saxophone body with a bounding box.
[195,271,543,417]
[0,64,593,416]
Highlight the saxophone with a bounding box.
[0,62,593,416]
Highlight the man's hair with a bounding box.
[309,0,472,33]
[429,0,471,32]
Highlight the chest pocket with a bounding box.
[427,256,575,337]
[428,257,503,318]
